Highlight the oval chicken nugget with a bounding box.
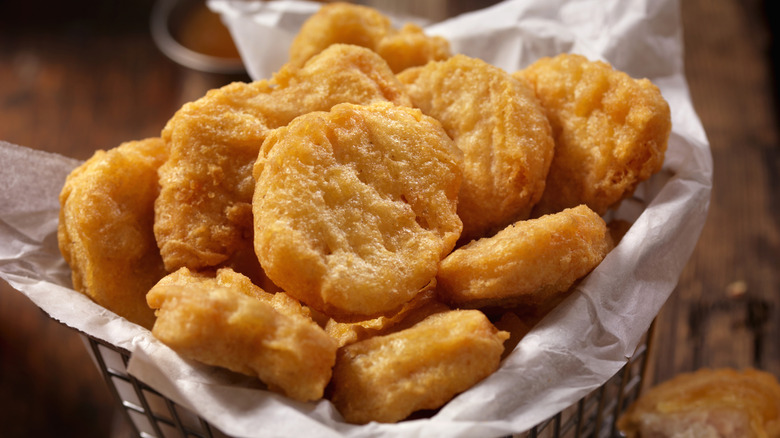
[155,44,412,273]
[516,53,671,216]
[253,102,462,318]
[398,55,555,242]
[436,205,612,311]
[618,368,780,438]
[288,2,450,73]
[58,138,168,329]
[146,268,337,402]
[330,309,509,424]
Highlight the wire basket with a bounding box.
[81,321,654,438]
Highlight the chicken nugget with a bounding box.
[375,23,451,74]
[288,2,450,73]
[398,55,555,242]
[58,138,168,329]
[155,267,311,320]
[436,205,612,311]
[330,309,509,424]
[516,53,671,216]
[155,44,412,272]
[146,268,337,402]
[618,368,780,438]
[324,286,450,347]
[253,101,462,318]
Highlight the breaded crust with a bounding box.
[516,53,671,216]
[436,205,612,310]
[330,309,508,424]
[324,286,450,347]
[618,368,780,438]
[253,102,462,318]
[155,44,412,273]
[399,55,555,242]
[57,138,168,329]
[288,2,450,73]
[146,268,337,402]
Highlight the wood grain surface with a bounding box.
[0,1,778,437]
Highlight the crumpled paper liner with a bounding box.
[0,0,712,436]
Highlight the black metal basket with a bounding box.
[81,322,654,438]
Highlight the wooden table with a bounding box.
[0,1,777,437]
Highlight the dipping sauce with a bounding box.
[174,1,240,60]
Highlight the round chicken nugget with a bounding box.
[436,205,612,310]
[288,2,450,73]
[516,53,671,216]
[155,44,412,273]
[253,102,462,318]
[58,138,168,329]
[398,55,555,242]
[618,368,780,438]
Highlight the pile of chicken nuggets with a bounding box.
[56,2,671,425]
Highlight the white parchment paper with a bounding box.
[0,0,712,436]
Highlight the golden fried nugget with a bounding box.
[516,53,671,216]
[288,2,450,73]
[58,138,168,329]
[156,267,311,320]
[398,55,555,242]
[253,101,462,318]
[618,368,780,438]
[155,44,412,272]
[330,309,509,424]
[377,23,452,74]
[146,268,337,402]
[436,205,612,310]
[324,286,450,347]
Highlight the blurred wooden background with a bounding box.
[0,0,778,436]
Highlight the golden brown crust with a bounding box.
[399,55,555,242]
[253,101,462,318]
[58,138,168,329]
[330,309,508,424]
[517,53,671,216]
[376,23,451,74]
[323,286,450,347]
[155,44,412,273]
[288,2,450,73]
[436,205,612,310]
[146,268,337,402]
[617,368,780,438]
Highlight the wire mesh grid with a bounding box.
[81,322,654,438]
[82,335,222,438]
[516,322,654,438]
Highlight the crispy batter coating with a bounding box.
[154,267,311,320]
[398,55,555,242]
[58,138,168,329]
[155,44,412,272]
[516,53,671,216]
[253,102,462,318]
[618,368,780,438]
[436,205,612,310]
[324,286,450,347]
[146,268,337,402]
[288,2,450,73]
[376,23,452,74]
[330,309,508,424]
